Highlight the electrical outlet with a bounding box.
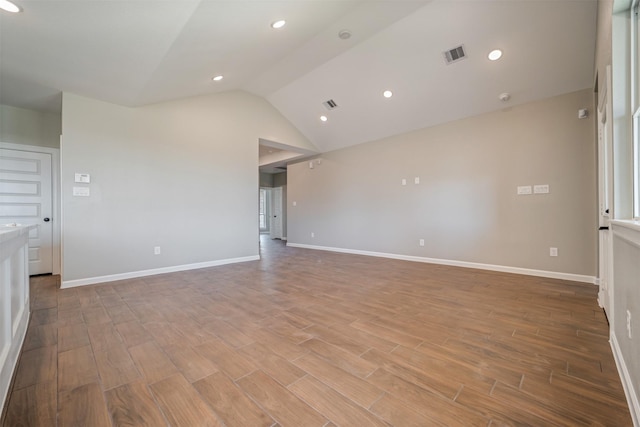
[414,177,420,185]
[549,247,558,257]
[627,310,632,339]
[419,239,425,247]
[311,232,315,238]
[154,246,161,255]
[401,179,407,186]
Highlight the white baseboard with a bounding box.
[61,255,260,288]
[611,333,640,426]
[0,301,29,416]
[286,243,597,284]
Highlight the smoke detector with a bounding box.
[499,92,511,102]
[338,30,352,40]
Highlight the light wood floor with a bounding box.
[2,237,632,426]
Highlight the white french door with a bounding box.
[597,67,614,320]
[0,149,53,275]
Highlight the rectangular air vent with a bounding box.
[323,99,338,110]
[443,45,467,65]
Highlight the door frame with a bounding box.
[259,187,271,233]
[596,66,615,322]
[0,141,61,275]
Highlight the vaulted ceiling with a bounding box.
[0,0,597,155]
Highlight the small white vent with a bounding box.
[443,45,467,65]
[323,99,338,110]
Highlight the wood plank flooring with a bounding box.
[2,237,632,426]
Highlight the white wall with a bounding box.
[61,91,313,285]
[0,104,61,148]
[288,89,597,279]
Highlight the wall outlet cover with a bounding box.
[72,186,90,197]
[534,184,550,194]
[517,186,532,195]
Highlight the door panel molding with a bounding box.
[0,142,60,275]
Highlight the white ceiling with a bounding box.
[0,0,597,154]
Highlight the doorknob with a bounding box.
[43,218,50,222]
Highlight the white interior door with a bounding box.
[0,149,53,275]
[597,70,614,320]
[270,187,283,239]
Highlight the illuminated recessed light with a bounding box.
[383,90,393,98]
[0,0,21,13]
[320,115,328,122]
[488,49,503,61]
[271,20,286,29]
[212,75,223,81]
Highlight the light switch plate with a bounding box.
[73,187,90,197]
[74,173,90,183]
[534,184,550,194]
[517,186,532,195]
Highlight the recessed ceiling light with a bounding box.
[212,75,223,81]
[0,0,21,13]
[383,90,393,98]
[488,49,503,61]
[320,115,328,122]
[271,20,286,29]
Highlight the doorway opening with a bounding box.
[259,188,270,233]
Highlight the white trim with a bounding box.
[286,243,597,284]
[611,332,640,426]
[612,220,640,246]
[0,298,29,416]
[0,141,61,275]
[61,255,260,288]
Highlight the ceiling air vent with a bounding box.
[443,45,467,65]
[323,99,338,110]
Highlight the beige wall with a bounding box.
[260,172,274,188]
[0,104,61,148]
[273,172,287,188]
[61,91,312,283]
[288,89,597,277]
